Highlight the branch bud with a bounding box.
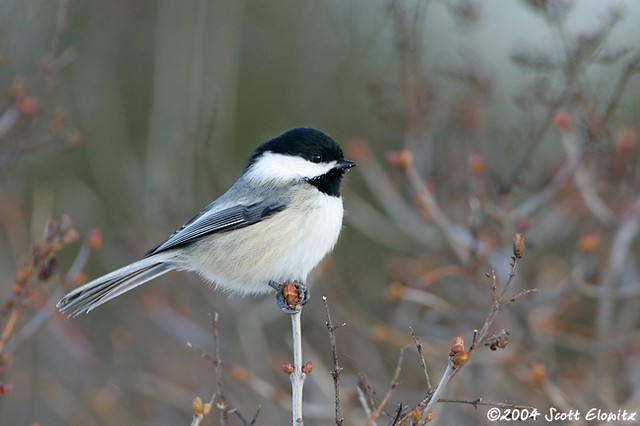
[202,402,212,417]
[192,396,203,415]
[386,149,413,170]
[86,228,103,250]
[553,110,571,131]
[346,138,371,164]
[16,96,40,116]
[450,336,465,356]
[452,350,470,368]
[424,410,435,423]
[468,153,486,176]
[410,407,421,424]
[230,364,251,385]
[0,382,14,396]
[302,361,313,375]
[12,266,31,296]
[281,361,294,375]
[615,127,636,156]
[577,233,600,254]
[513,233,525,259]
[527,361,548,387]
[385,280,406,301]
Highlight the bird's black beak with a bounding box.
[337,159,357,170]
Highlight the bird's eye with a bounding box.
[311,154,323,163]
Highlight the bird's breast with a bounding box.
[183,191,344,295]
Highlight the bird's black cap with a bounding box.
[246,127,346,169]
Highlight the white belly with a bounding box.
[181,193,344,295]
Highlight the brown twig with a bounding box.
[323,296,346,426]
[356,373,376,421]
[402,234,536,423]
[1,216,82,358]
[0,305,23,356]
[599,53,640,129]
[211,312,228,426]
[409,327,432,393]
[187,313,234,426]
[365,347,406,426]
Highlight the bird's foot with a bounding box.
[269,280,310,314]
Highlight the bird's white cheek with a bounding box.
[246,153,335,182]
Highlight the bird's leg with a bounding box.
[269,280,310,314]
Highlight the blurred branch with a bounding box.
[503,5,628,192]
[594,197,640,402]
[561,123,616,225]
[404,156,472,264]
[390,0,433,176]
[352,148,440,251]
[1,216,83,358]
[51,0,71,56]
[599,53,640,129]
[0,0,78,179]
[509,115,583,221]
[0,107,19,140]
[0,305,22,357]
[501,93,565,192]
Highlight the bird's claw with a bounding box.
[270,281,310,314]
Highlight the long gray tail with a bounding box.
[57,253,175,317]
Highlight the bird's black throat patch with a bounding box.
[306,167,346,197]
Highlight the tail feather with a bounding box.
[57,254,175,317]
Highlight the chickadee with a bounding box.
[57,128,356,317]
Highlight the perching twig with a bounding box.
[323,296,346,425]
[290,308,306,425]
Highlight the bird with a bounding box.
[57,127,356,317]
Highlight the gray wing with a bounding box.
[146,200,286,256]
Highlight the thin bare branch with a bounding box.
[365,347,406,426]
[409,327,432,393]
[323,296,346,426]
[211,312,228,426]
[594,197,640,401]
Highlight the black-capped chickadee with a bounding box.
[57,128,356,317]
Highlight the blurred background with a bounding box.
[1,0,640,424]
